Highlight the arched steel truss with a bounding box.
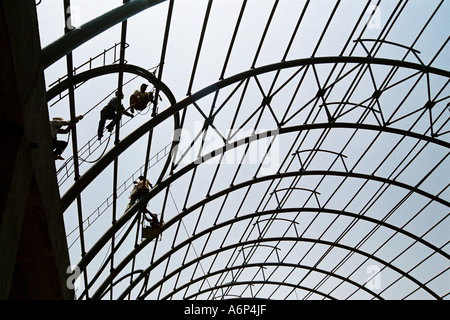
[58,57,450,211]
[41,0,449,300]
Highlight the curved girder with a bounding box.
[109,270,145,291]
[99,264,345,300]
[42,0,168,69]
[37,0,449,302]
[183,280,336,301]
[61,122,450,213]
[158,262,383,300]
[57,58,450,301]
[48,63,180,212]
[60,56,450,213]
[46,63,176,104]
[75,125,449,287]
[141,211,448,300]
[121,198,447,300]
[89,205,448,300]
[116,236,441,300]
[47,64,181,188]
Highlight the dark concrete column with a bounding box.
[0,0,73,299]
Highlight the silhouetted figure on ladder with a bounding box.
[97,91,133,140]
[129,83,155,115]
[50,115,83,160]
[126,175,151,211]
[141,208,164,240]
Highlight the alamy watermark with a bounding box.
[66,265,81,291]
[66,5,82,30]
[171,123,280,175]
[366,5,382,30]
[366,265,382,290]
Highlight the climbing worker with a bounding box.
[126,175,152,211]
[141,208,164,240]
[129,83,155,114]
[97,91,134,140]
[142,208,163,229]
[50,115,83,160]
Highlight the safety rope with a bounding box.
[77,132,113,164]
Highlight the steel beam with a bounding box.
[46,64,175,103]
[72,123,449,287]
[185,280,335,300]
[91,204,448,299]
[41,0,167,69]
[131,201,448,299]
[119,236,441,300]
[59,57,450,213]
[159,262,383,300]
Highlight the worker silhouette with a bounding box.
[142,209,163,229]
[126,175,152,211]
[50,115,83,160]
[141,208,164,240]
[129,83,155,115]
[97,91,133,140]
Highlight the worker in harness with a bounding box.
[97,91,133,140]
[126,175,152,211]
[50,115,83,160]
[143,209,163,229]
[129,83,155,115]
[141,208,164,240]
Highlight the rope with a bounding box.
[78,132,113,164]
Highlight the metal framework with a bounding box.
[39,0,449,300]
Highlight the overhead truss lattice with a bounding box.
[39,0,449,300]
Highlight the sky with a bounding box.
[36,0,449,300]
